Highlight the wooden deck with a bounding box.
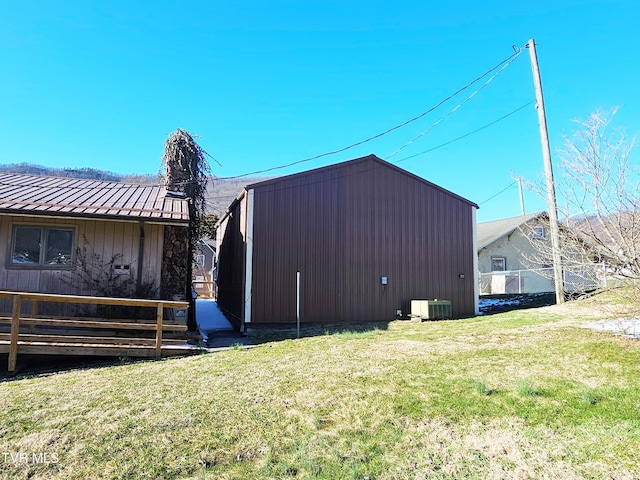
[0,290,201,373]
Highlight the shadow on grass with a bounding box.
[0,347,212,381]
[0,353,163,382]
[244,320,393,344]
[1,321,394,379]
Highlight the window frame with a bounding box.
[491,256,507,272]
[531,226,546,239]
[195,254,206,267]
[8,224,76,270]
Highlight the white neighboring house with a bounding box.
[477,212,555,295]
[478,212,602,295]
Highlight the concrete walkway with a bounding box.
[195,299,248,348]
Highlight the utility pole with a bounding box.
[527,39,565,304]
[517,176,525,215]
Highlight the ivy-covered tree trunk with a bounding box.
[162,129,212,331]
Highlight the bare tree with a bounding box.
[524,108,640,303]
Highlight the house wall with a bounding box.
[193,241,216,278]
[192,241,216,297]
[478,223,554,294]
[215,194,247,325]
[0,214,165,302]
[243,158,476,324]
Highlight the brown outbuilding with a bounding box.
[215,154,479,329]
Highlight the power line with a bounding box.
[478,181,517,205]
[393,100,535,163]
[209,103,535,206]
[386,49,524,160]
[0,99,535,198]
[0,47,529,193]
[215,46,526,181]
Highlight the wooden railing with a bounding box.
[0,290,191,373]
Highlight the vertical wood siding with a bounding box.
[246,156,476,324]
[0,215,164,305]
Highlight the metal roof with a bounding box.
[0,173,189,223]
[477,212,546,250]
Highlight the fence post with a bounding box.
[8,295,22,373]
[518,270,523,294]
[155,303,164,359]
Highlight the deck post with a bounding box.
[0,291,189,364]
[8,295,22,373]
[155,303,164,359]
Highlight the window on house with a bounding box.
[196,254,205,267]
[491,257,506,272]
[532,226,545,239]
[11,226,74,267]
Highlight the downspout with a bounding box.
[137,220,145,296]
[243,188,255,332]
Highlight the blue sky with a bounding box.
[1,0,638,222]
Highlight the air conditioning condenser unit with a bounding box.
[411,300,452,320]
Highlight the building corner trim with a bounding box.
[244,188,254,324]
[472,208,479,315]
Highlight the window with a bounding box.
[11,226,74,267]
[491,257,506,272]
[531,226,545,239]
[196,254,205,267]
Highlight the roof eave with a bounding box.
[0,209,189,225]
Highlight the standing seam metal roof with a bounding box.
[0,173,189,223]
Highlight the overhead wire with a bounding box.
[205,102,535,205]
[385,47,524,160]
[0,45,528,191]
[215,46,526,180]
[393,99,535,163]
[478,181,518,205]
[0,100,534,195]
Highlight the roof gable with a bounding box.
[246,154,478,208]
[477,212,547,250]
[0,173,189,223]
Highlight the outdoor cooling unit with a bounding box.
[411,300,452,320]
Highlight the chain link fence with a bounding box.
[479,264,603,295]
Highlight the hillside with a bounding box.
[206,176,274,217]
[0,162,160,184]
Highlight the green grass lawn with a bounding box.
[1,301,639,479]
